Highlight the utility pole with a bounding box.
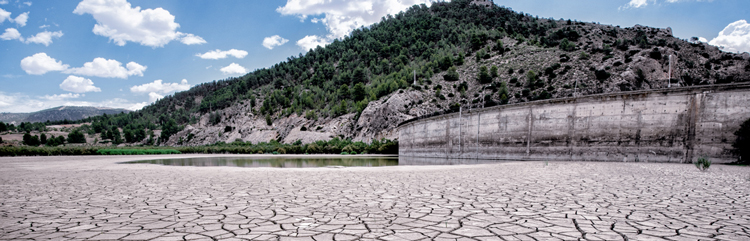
[413,70,416,86]
[481,87,485,109]
[458,106,462,157]
[476,111,480,159]
[668,54,672,88]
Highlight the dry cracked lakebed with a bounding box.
[0,154,749,240]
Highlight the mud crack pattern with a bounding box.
[0,155,749,240]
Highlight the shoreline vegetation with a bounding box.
[0,138,398,156]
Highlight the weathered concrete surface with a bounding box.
[1,155,749,240]
[399,83,750,163]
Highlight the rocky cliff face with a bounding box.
[166,91,422,146]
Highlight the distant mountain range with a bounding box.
[0,106,130,124]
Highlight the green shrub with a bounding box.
[694,157,711,171]
[649,48,662,60]
[340,152,349,155]
[478,66,492,84]
[444,66,460,82]
[595,70,611,81]
[559,38,575,51]
[579,51,590,60]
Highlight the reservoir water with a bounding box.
[122,156,505,168]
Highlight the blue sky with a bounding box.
[0,0,748,113]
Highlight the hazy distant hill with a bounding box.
[0,106,130,123]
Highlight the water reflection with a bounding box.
[398,156,505,166]
[124,156,398,168]
[123,156,510,168]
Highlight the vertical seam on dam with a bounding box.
[526,107,533,157]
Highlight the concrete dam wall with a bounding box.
[398,83,750,163]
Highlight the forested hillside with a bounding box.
[63,0,750,146]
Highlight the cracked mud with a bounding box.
[1,155,749,240]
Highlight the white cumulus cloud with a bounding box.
[127,102,148,111]
[277,0,437,50]
[59,75,101,93]
[148,92,163,103]
[24,30,63,46]
[73,0,204,48]
[2,29,64,46]
[220,63,247,75]
[196,49,248,60]
[0,28,21,40]
[42,93,82,101]
[262,35,289,49]
[0,8,10,23]
[179,33,206,45]
[20,52,69,75]
[19,53,146,78]
[64,58,146,79]
[130,79,190,94]
[622,0,715,9]
[627,0,649,8]
[296,35,330,50]
[709,19,750,54]
[13,11,27,26]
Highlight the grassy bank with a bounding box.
[0,138,398,156]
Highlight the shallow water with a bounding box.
[122,156,506,168]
